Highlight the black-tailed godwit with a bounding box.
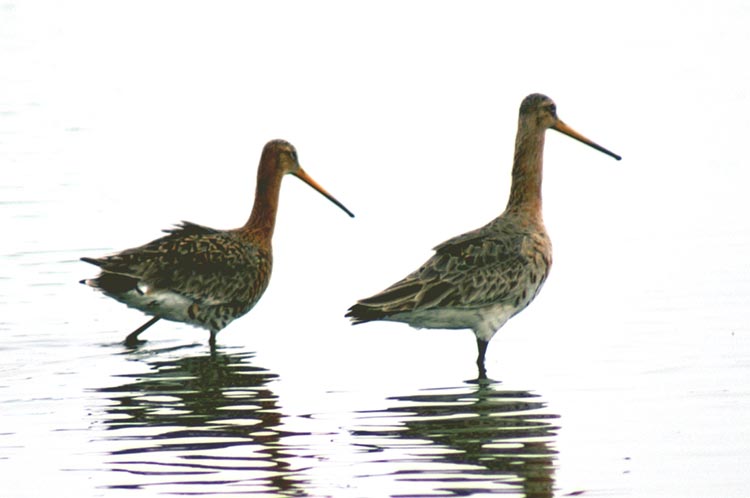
[346,94,620,378]
[82,139,354,346]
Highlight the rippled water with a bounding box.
[350,386,558,497]
[1,331,561,496]
[87,348,558,496]
[95,349,287,493]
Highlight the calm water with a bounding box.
[3,2,750,497]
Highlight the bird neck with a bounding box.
[242,157,284,244]
[505,125,545,217]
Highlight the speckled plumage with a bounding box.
[82,222,272,335]
[83,139,353,346]
[349,211,552,334]
[347,94,620,378]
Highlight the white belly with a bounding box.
[110,285,197,325]
[389,303,516,342]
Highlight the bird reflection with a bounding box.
[94,347,298,494]
[352,379,559,497]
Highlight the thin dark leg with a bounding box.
[124,316,160,346]
[476,338,489,379]
[209,330,218,349]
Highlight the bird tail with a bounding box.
[80,272,140,295]
[345,303,387,324]
[346,279,428,324]
[80,256,105,267]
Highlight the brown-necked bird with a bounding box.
[82,139,354,346]
[346,94,620,378]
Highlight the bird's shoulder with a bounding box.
[139,222,263,260]
[406,216,550,306]
[429,218,530,269]
[90,221,269,276]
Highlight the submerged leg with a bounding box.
[124,316,161,346]
[476,338,489,379]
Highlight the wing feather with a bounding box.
[348,217,551,321]
[84,222,269,307]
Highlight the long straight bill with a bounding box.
[294,168,355,218]
[552,121,622,161]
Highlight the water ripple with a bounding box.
[347,382,560,497]
[89,348,559,496]
[91,348,302,495]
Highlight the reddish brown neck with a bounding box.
[242,153,285,245]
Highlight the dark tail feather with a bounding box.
[84,272,140,295]
[346,303,388,324]
[81,256,105,267]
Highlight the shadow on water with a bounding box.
[93,346,299,495]
[351,380,560,497]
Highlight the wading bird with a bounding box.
[82,139,354,346]
[346,94,620,378]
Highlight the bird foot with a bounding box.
[123,335,146,348]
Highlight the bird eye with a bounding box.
[548,104,557,115]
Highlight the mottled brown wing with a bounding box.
[422,232,548,308]
[90,222,269,307]
[355,224,549,314]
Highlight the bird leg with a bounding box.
[209,330,218,349]
[476,338,489,379]
[124,316,161,346]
